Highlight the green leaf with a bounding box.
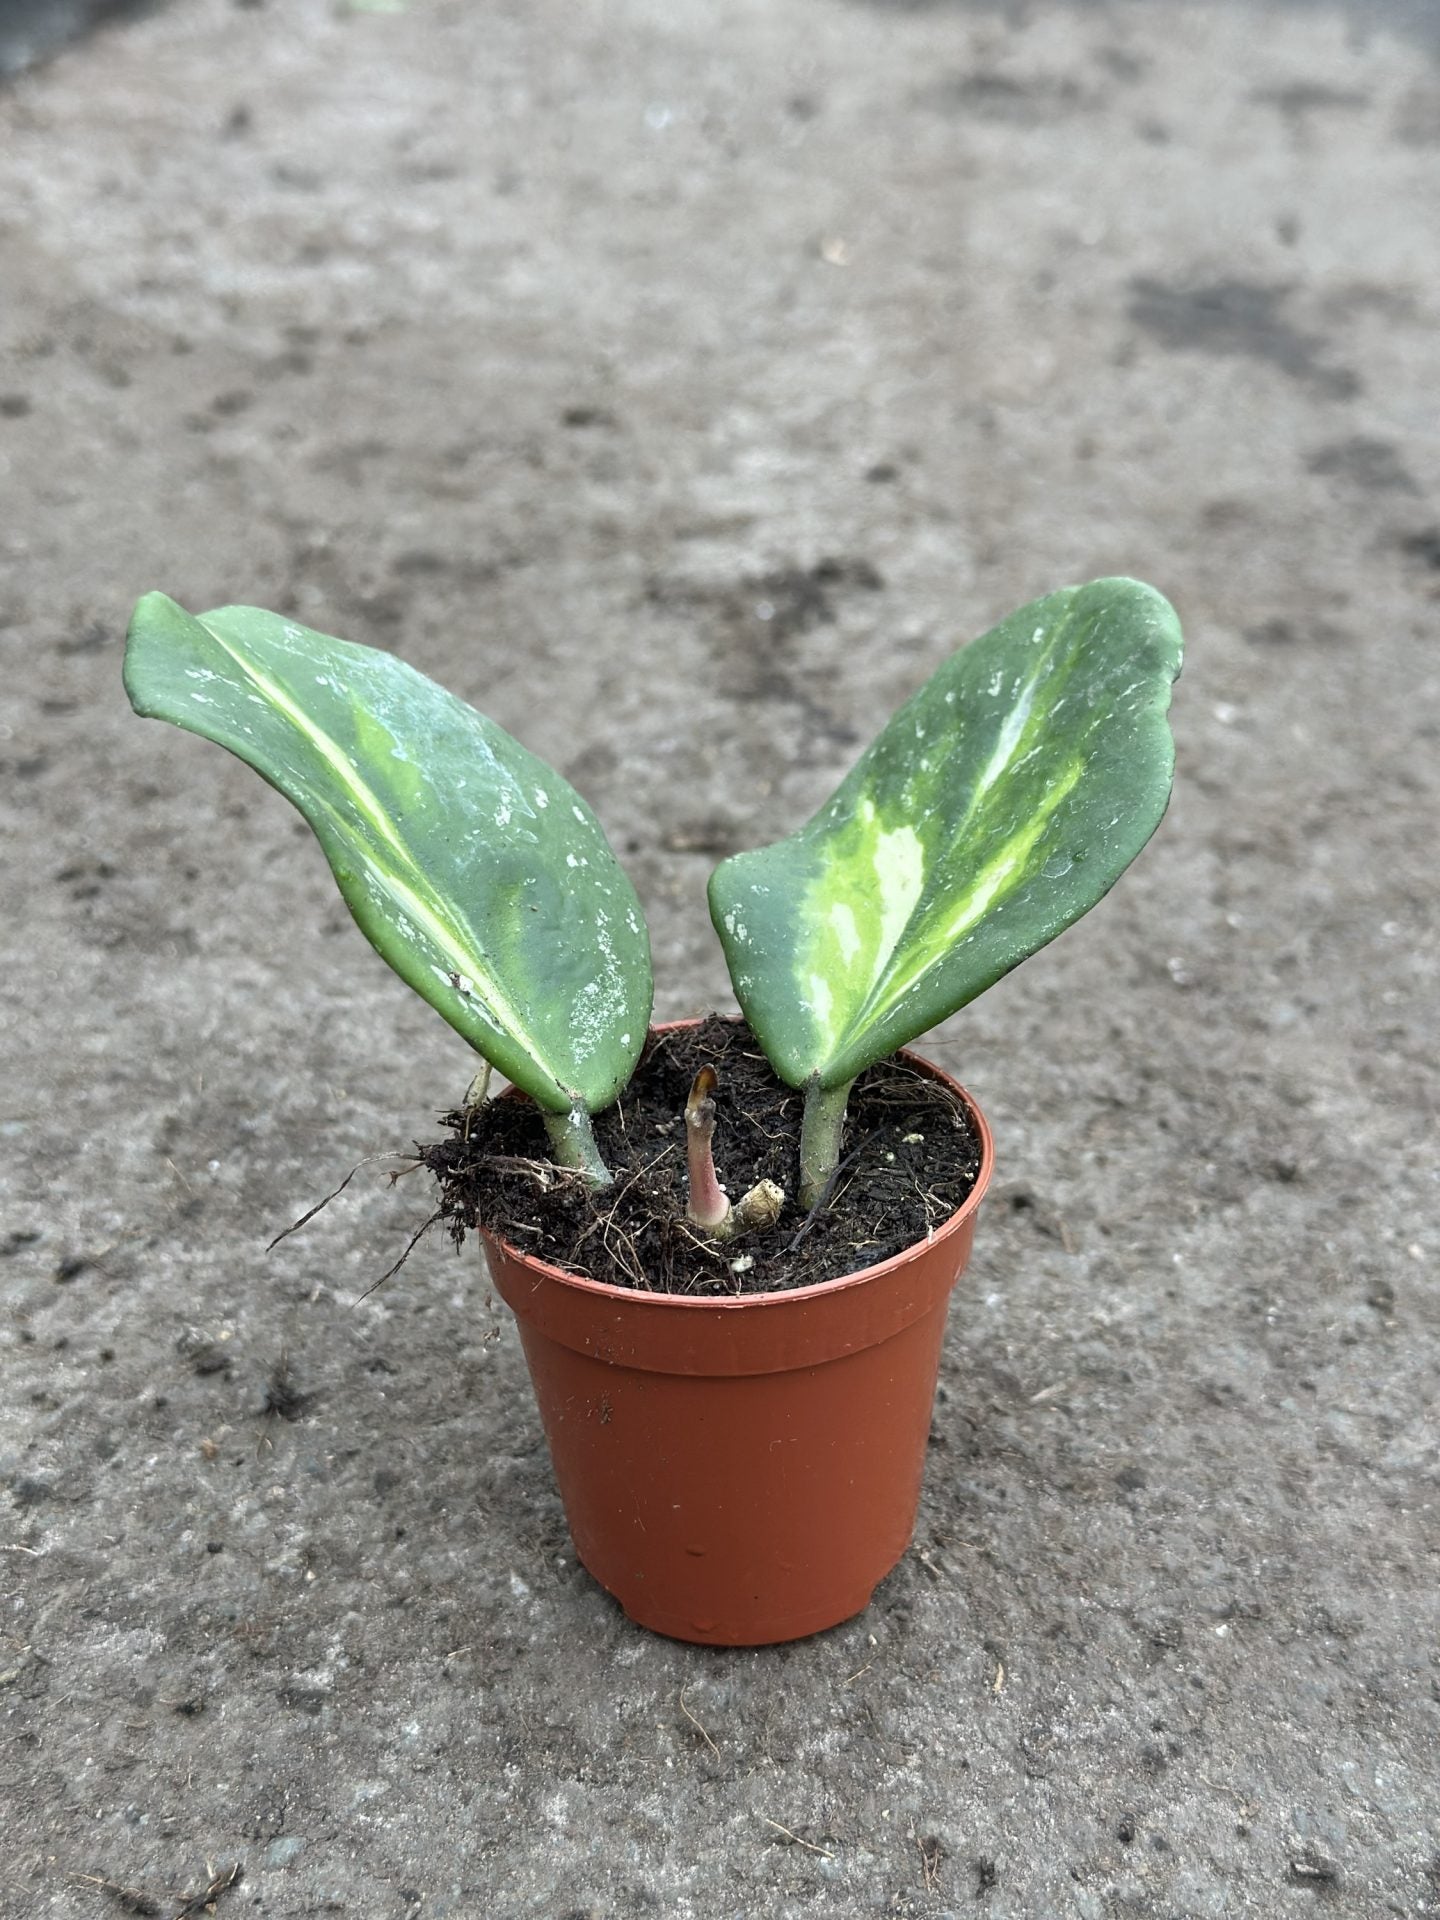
[124,594,652,1114]
[709,577,1183,1090]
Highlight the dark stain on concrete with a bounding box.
[1244,615,1352,646]
[646,558,884,757]
[1397,526,1440,570]
[1308,436,1420,493]
[1127,278,1360,398]
[842,0,1440,62]
[1252,81,1372,114]
[0,0,160,78]
[921,67,1096,116]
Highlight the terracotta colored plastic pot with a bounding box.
[482,1030,994,1646]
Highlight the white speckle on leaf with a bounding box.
[572,805,587,822]
[534,789,549,809]
[567,978,614,1065]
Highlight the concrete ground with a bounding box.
[1,0,1437,1914]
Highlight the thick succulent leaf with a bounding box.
[124,594,651,1113]
[709,577,1182,1090]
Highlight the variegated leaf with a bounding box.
[709,577,1182,1090]
[124,594,651,1114]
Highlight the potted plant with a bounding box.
[124,576,1182,1644]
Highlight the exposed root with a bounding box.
[352,1209,443,1304]
[267,1152,418,1251]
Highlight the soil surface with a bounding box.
[2,2,1438,1918]
[421,1016,983,1294]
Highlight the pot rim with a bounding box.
[481,1019,994,1312]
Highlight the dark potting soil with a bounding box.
[419,1015,983,1295]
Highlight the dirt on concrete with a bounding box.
[1,0,1437,1916]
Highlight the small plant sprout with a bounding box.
[683,1066,786,1239]
[684,1067,729,1232]
[124,576,1181,1217]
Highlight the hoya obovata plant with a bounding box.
[124,577,1182,1228]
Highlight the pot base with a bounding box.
[608,1577,889,1648]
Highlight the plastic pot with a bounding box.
[482,1030,994,1646]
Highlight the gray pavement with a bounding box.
[1,0,1437,1914]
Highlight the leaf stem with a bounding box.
[799,1076,855,1212]
[542,1105,613,1190]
